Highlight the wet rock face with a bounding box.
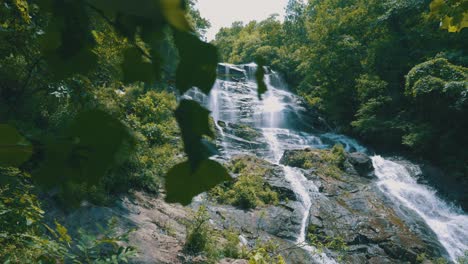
[280,148,447,263]
[347,152,374,178]
[217,63,247,81]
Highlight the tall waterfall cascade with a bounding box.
[185,63,468,263]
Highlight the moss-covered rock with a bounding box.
[280,144,346,179]
[226,123,263,142]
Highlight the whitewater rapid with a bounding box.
[372,156,468,261]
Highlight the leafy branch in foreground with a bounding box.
[0,0,271,205]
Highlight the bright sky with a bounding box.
[196,0,289,41]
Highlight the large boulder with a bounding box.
[347,152,374,178]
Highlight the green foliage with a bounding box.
[406,58,467,98]
[0,124,33,167]
[352,74,393,138]
[247,240,286,264]
[166,159,231,205]
[69,217,137,264]
[429,0,468,32]
[36,109,135,188]
[0,0,245,206]
[209,157,279,209]
[416,253,449,264]
[307,225,348,261]
[221,229,241,259]
[0,167,137,263]
[283,146,345,179]
[402,59,467,161]
[117,88,181,195]
[0,167,68,263]
[184,207,249,262]
[184,205,214,255]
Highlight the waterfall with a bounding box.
[199,62,467,263]
[372,156,468,262]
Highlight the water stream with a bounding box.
[372,156,468,261]
[186,63,467,262]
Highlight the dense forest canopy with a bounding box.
[213,0,467,189]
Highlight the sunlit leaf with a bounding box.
[430,0,468,32]
[0,124,33,167]
[160,0,192,32]
[173,30,218,94]
[13,0,31,23]
[165,159,231,205]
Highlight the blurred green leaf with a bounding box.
[121,47,156,84]
[35,110,134,187]
[173,30,218,94]
[0,125,33,167]
[165,159,231,205]
[39,0,98,79]
[175,99,214,169]
[160,0,192,32]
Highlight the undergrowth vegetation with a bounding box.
[0,167,136,263]
[209,157,279,209]
[307,225,349,261]
[184,206,290,264]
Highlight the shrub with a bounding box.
[209,157,279,209]
[307,225,348,261]
[0,167,137,263]
[221,229,241,259]
[0,167,69,263]
[247,240,286,264]
[69,217,137,263]
[184,206,214,255]
[284,145,346,179]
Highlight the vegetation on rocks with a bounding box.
[0,167,136,263]
[184,206,250,263]
[0,168,68,263]
[307,225,349,261]
[209,157,279,209]
[280,144,346,179]
[230,124,263,141]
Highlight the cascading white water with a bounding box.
[372,156,468,262]
[201,62,468,263]
[259,77,336,263]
